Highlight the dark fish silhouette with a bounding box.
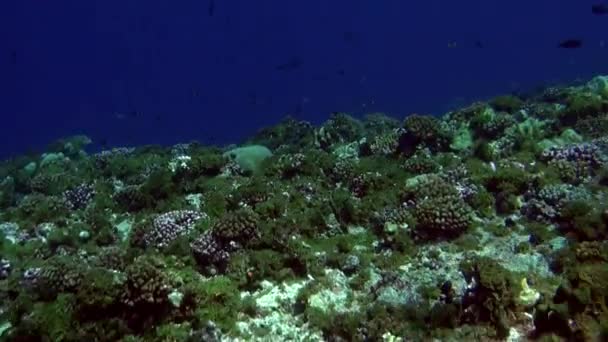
[275,56,303,71]
[10,50,17,65]
[342,31,364,47]
[592,3,608,14]
[475,41,484,48]
[99,138,109,148]
[114,110,140,120]
[247,91,272,105]
[558,39,582,48]
[248,91,258,105]
[336,69,346,76]
[223,55,238,65]
[208,0,215,16]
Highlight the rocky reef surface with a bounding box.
[1,76,608,341]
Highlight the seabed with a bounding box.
[1,76,608,341]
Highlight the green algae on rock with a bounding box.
[1,75,608,340]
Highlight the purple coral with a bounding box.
[190,230,235,268]
[521,184,590,222]
[441,166,479,202]
[541,143,604,183]
[541,143,602,166]
[190,209,259,271]
[63,183,95,210]
[143,210,204,248]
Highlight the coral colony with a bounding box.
[1,75,608,341]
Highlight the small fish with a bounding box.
[223,55,238,65]
[275,56,303,71]
[336,69,346,76]
[343,31,355,42]
[208,0,215,16]
[558,39,582,48]
[114,111,138,120]
[10,50,17,65]
[475,41,484,48]
[592,3,608,15]
[248,91,258,105]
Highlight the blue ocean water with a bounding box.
[1,0,607,157]
[3,2,608,340]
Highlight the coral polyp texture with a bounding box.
[2,76,608,341]
[142,210,205,249]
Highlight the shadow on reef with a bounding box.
[1,76,608,340]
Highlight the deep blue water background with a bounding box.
[1,0,607,158]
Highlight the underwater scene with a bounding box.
[3,1,608,341]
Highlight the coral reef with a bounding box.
[142,210,204,249]
[1,75,608,340]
